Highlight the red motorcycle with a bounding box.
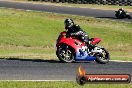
[56,31,110,64]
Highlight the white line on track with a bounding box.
[111,60,132,62]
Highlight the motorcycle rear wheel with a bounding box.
[95,48,110,64]
[56,44,74,63]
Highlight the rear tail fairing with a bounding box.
[91,38,101,45]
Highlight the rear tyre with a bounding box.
[115,14,119,19]
[95,48,110,64]
[56,44,74,63]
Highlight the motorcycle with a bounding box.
[56,31,110,64]
[115,10,131,19]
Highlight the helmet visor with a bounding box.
[64,22,73,27]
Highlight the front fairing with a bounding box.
[56,34,61,45]
[56,31,66,46]
[54,34,61,48]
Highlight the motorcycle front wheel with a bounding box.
[56,44,74,63]
[127,15,132,19]
[95,48,110,64]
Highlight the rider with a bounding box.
[118,8,125,12]
[118,8,126,15]
[64,18,93,51]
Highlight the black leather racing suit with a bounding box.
[66,24,89,44]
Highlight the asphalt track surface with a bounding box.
[0,59,132,81]
[0,1,132,22]
[0,1,132,81]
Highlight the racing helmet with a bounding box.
[119,8,124,11]
[64,18,74,28]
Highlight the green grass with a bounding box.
[0,8,132,61]
[0,81,131,88]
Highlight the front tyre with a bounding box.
[56,44,74,63]
[95,48,110,64]
[127,15,132,19]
